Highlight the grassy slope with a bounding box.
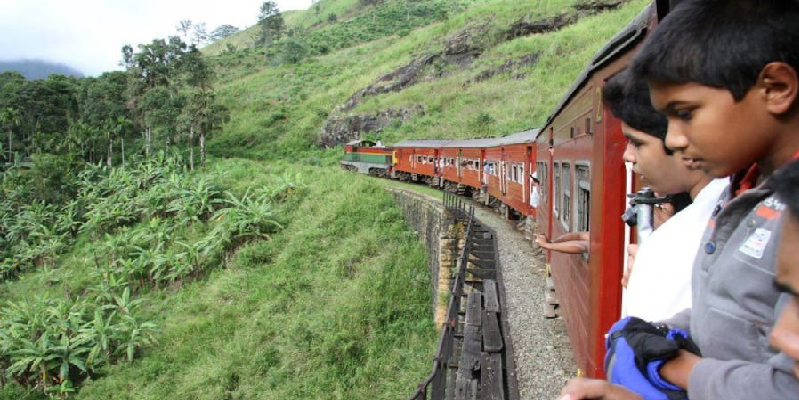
[74,161,436,400]
[1,160,437,400]
[206,0,648,160]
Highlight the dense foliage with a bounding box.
[0,154,292,398]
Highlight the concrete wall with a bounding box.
[389,189,464,327]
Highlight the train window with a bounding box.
[585,117,593,135]
[428,156,434,163]
[475,161,480,169]
[562,162,571,229]
[554,163,561,218]
[569,127,576,139]
[416,155,423,163]
[519,163,524,184]
[577,165,591,232]
[539,162,548,201]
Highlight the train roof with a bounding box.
[391,139,454,148]
[392,128,540,149]
[542,3,653,130]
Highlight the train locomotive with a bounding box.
[341,0,682,379]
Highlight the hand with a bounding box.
[604,318,693,400]
[536,234,550,247]
[653,203,675,229]
[557,378,643,400]
[622,244,639,288]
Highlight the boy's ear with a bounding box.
[759,62,799,115]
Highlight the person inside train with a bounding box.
[530,171,541,210]
[596,1,799,399]
[554,159,799,400]
[602,68,729,323]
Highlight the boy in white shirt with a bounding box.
[602,69,728,322]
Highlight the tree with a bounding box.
[177,20,193,43]
[0,108,20,163]
[312,0,322,18]
[191,22,209,47]
[258,1,286,56]
[122,37,189,157]
[209,25,240,42]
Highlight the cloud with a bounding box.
[0,0,311,76]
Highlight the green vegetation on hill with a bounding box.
[205,0,648,160]
[1,157,435,400]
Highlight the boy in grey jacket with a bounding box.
[628,0,799,399]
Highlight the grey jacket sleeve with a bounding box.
[687,353,798,400]
[686,293,799,400]
[659,307,691,331]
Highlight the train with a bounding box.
[341,0,680,378]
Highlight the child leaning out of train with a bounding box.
[602,68,729,323]
[555,160,799,400]
[569,1,799,399]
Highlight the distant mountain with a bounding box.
[0,59,84,80]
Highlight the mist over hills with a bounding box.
[0,59,84,80]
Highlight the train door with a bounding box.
[458,149,463,179]
[500,149,507,195]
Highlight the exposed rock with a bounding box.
[334,55,440,114]
[334,25,489,114]
[443,25,488,56]
[504,14,576,40]
[465,53,541,86]
[505,1,626,40]
[319,105,425,147]
[573,0,624,12]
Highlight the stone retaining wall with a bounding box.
[389,189,465,327]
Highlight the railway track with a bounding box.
[408,192,519,400]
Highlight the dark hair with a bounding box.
[602,68,670,152]
[773,159,799,220]
[631,0,799,101]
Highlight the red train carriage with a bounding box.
[536,5,654,377]
[442,139,495,192]
[490,130,539,219]
[392,140,448,184]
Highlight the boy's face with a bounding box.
[621,123,695,195]
[649,81,774,178]
[772,212,799,379]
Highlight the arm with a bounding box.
[536,234,589,255]
[661,294,799,399]
[553,231,589,243]
[622,244,639,288]
[557,378,643,400]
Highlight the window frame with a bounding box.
[561,162,572,231]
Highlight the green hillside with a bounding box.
[1,0,650,399]
[204,0,647,160]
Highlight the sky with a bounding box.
[0,0,313,77]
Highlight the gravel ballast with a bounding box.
[471,207,577,400]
